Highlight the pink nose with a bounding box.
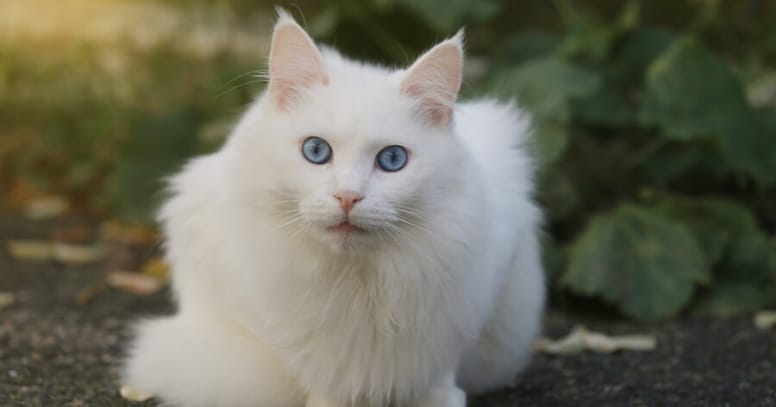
[333,190,364,214]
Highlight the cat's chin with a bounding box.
[309,223,379,253]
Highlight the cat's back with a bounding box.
[454,99,536,207]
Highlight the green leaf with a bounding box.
[717,111,776,187]
[498,31,559,64]
[561,204,709,321]
[542,237,567,284]
[719,229,774,281]
[639,38,776,185]
[532,121,570,164]
[657,195,776,316]
[640,37,750,141]
[490,57,601,122]
[692,282,775,317]
[640,144,703,183]
[557,18,620,62]
[656,196,760,265]
[609,27,675,88]
[572,83,633,127]
[538,168,580,221]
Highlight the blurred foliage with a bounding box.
[1,0,775,320]
[0,0,268,217]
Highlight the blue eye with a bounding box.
[301,137,332,164]
[376,145,408,172]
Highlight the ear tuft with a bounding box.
[450,28,465,48]
[400,32,464,127]
[268,10,329,110]
[274,6,294,23]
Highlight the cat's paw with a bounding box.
[418,384,466,407]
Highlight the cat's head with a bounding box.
[233,10,465,253]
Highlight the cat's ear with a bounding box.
[400,31,464,127]
[268,9,329,110]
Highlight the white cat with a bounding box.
[123,10,544,407]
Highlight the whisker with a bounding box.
[216,74,265,99]
[395,217,437,238]
[218,69,263,90]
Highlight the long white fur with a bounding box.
[123,11,544,407]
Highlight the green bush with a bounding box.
[1,0,774,320]
[490,16,776,321]
[307,0,776,320]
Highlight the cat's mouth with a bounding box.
[329,221,365,233]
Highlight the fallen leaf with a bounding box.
[5,178,44,209]
[535,327,586,355]
[536,325,657,355]
[52,243,103,264]
[0,292,15,310]
[7,240,52,261]
[754,310,776,329]
[119,384,154,402]
[141,256,170,281]
[107,271,163,295]
[7,240,103,264]
[23,196,69,220]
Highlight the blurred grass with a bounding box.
[0,0,274,220]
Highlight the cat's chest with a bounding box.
[256,259,463,402]
[262,256,441,335]
[224,238,481,402]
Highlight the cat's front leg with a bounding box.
[418,372,466,407]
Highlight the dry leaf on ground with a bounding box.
[7,240,103,264]
[754,311,776,329]
[119,384,154,402]
[536,325,657,355]
[23,196,69,220]
[51,243,103,264]
[141,256,170,281]
[107,271,163,295]
[0,292,15,310]
[7,240,52,261]
[5,179,45,209]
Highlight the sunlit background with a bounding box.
[1,0,775,321]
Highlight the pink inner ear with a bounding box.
[400,41,462,127]
[268,22,329,111]
[403,84,453,127]
[272,74,329,110]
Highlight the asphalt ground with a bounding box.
[1,214,774,406]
